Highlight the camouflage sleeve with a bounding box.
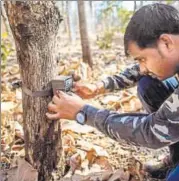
[82,87,179,149]
[101,63,141,91]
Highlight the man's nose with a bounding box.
[139,64,148,75]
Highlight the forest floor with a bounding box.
[1,36,168,181]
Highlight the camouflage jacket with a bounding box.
[101,63,141,91]
[82,64,179,149]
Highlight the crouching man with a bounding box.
[46,4,179,181]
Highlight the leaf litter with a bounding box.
[1,40,168,181]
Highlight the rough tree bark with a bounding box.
[77,0,93,68]
[4,1,65,181]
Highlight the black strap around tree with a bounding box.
[22,86,52,97]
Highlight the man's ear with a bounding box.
[158,34,174,52]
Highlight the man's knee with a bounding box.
[167,165,179,181]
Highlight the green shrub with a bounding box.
[97,29,115,49]
[117,7,133,33]
[1,32,14,70]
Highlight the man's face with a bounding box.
[128,35,179,80]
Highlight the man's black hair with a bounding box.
[124,3,179,56]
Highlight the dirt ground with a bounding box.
[1,37,168,181]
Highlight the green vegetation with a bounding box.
[117,7,133,33]
[97,28,115,49]
[1,32,14,70]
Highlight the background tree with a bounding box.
[66,1,72,42]
[77,0,93,67]
[56,1,68,33]
[140,1,143,8]
[87,1,95,40]
[1,4,11,36]
[134,1,137,12]
[4,1,65,181]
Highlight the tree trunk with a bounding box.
[134,1,137,12]
[89,1,93,16]
[4,1,65,181]
[1,3,12,36]
[140,1,143,8]
[77,0,93,68]
[66,1,72,42]
[89,1,94,33]
[62,1,68,33]
[88,1,95,40]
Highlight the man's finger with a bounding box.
[52,95,61,104]
[73,82,82,88]
[73,91,83,98]
[56,90,67,97]
[46,112,60,120]
[70,92,82,99]
[48,102,58,112]
[72,74,81,82]
[72,82,80,91]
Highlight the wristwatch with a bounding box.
[76,110,86,125]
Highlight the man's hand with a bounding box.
[73,82,105,99]
[46,91,86,120]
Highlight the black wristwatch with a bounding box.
[75,110,86,125]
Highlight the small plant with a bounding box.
[1,32,14,70]
[97,29,115,49]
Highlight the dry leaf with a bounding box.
[15,158,38,181]
[1,102,16,112]
[129,97,142,112]
[1,92,16,102]
[108,168,130,181]
[64,146,77,155]
[61,170,113,181]
[76,140,94,151]
[12,144,24,151]
[82,170,113,181]
[1,156,11,164]
[70,61,80,69]
[2,125,15,146]
[62,129,80,139]
[127,158,144,181]
[9,65,19,75]
[59,65,65,75]
[1,143,10,152]
[15,89,22,100]
[101,95,121,105]
[93,145,109,157]
[94,156,113,171]
[0,158,38,181]
[63,134,75,146]
[85,148,97,166]
[70,153,82,173]
[14,121,24,140]
[14,102,23,114]
[62,121,94,134]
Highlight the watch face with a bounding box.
[76,112,85,124]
